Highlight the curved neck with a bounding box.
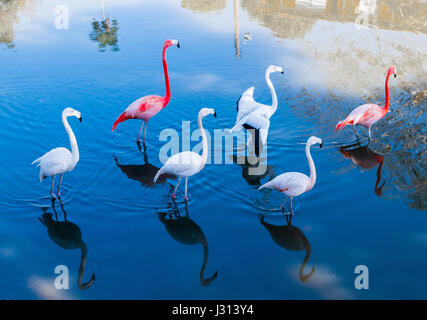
[198,115,208,166]
[78,241,95,290]
[299,245,315,282]
[383,73,391,113]
[200,237,217,286]
[265,70,278,115]
[62,115,79,165]
[162,46,171,107]
[305,143,316,191]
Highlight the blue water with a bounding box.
[0,0,426,299]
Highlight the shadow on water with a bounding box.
[339,141,385,196]
[114,142,175,188]
[38,199,96,290]
[156,201,218,287]
[259,214,314,283]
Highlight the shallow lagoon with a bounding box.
[0,0,426,299]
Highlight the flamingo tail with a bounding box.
[335,118,353,132]
[153,167,164,183]
[112,111,130,131]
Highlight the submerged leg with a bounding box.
[137,121,145,142]
[184,177,188,201]
[172,178,182,199]
[50,176,56,199]
[57,174,63,199]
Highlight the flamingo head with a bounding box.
[164,39,180,49]
[307,136,322,148]
[62,107,82,122]
[267,65,285,75]
[387,66,397,78]
[199,108,217,119]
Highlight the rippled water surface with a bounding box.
[0,0,426,299]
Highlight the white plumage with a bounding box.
[230,65,284,156]
[259,136,323,213]
[32,107,82,199]
[154,107,216,201]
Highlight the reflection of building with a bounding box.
[241,0,427,37]
[181,0,226,13]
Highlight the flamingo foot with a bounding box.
[50,192,57,200]
[184,196,188,202]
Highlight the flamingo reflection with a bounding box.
[231,153,275,186]
[114,142,175,187]
[339,142,385,196]
[260,214,314,282]
[38,200,96,290]
[157,202,218,286]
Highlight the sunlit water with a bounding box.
[0,0,426,299]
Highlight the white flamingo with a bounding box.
[153,108,216,201]
[32,108,82,199]
[259,136,323,214]
[230,65,284,156]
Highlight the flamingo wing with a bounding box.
[260,172,309,197]
[236,87,257,122]
[155,151,203,181]
[336,104,383,131]
[112,95,164,130]
[33,148,72,181]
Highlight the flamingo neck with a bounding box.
[62,114,79,165]
[383,73,391,113]
[162,46,171,107]
[305,143,316,191]
[198,115,208,167]
[265,70,278,116]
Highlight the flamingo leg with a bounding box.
[57,174,63,199]
[137,121,145,142]
[184,177,188,201]
[172,178,182,199]
[50,176,56,199]
[280,196,288,212]
[290,197,294,215]
[368,126,372,140]
[143,121,148,145]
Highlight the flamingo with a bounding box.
[112,39,180,144]
[32,108,82,199]
[153,108,217,201]
[230,65,285,157]
[335,66,397,139]
[258,136,323,214]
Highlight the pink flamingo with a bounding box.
[112,39,180,143]
[335,66,397,139]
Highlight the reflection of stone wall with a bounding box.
[0,0,38,45]
[181,0,226,13]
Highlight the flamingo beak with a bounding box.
[213,111,217,118]
[177,42,180,49]
[281,70,285,75]
[79,116,82,122]
[394,73,397,78]
[319,143,323,149]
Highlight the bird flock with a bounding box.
[32,39,397,214]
